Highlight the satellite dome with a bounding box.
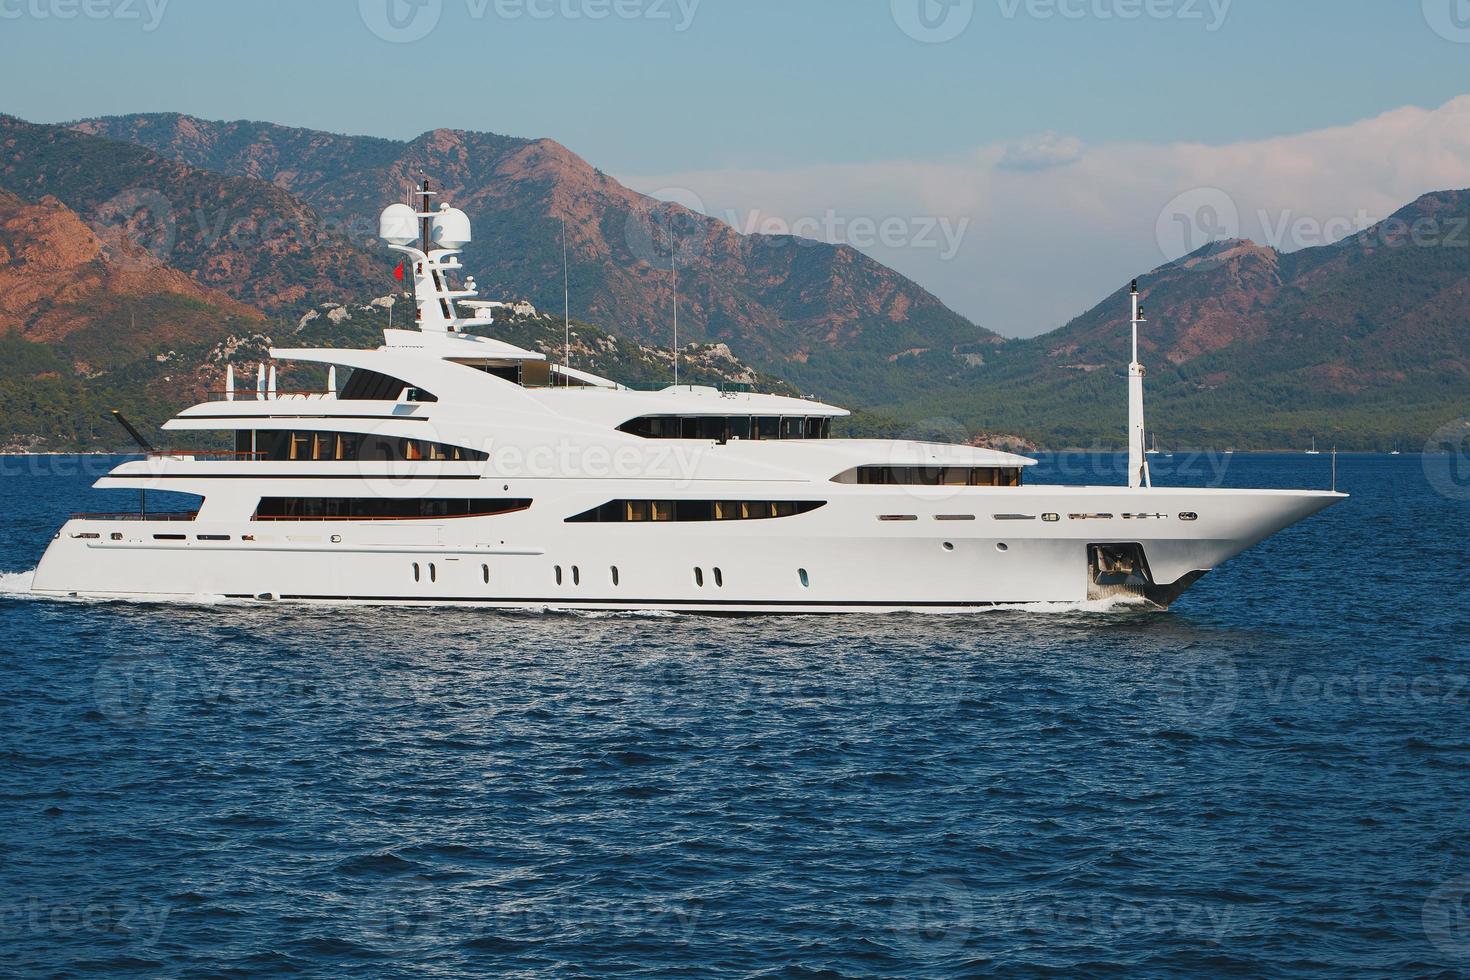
[379,203,418,246]
[432,206,472,250]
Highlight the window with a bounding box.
[482,564,490,584]
[339,368,435,402]
[572,566,581,586]
[567,500,825,523]
[694,567,704,587]
[713,568,723,588]
[618,415,832,440]
[428,563,437,583]
[834,466,1023,487]
[611,566,620,586]
[555,565,563,585]
[798,568,810,588]
[240,430,487,463]
[413,563,421,582]
[253,498,531,521]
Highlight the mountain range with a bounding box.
[2,110,1467,451]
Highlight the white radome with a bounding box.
[431,205,471,250]
[29,181,1345,613]
[378,203,419,246]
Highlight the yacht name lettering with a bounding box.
[0,0,168,30]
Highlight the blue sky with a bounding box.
[4,0,1470,334]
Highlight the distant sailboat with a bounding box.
[1306,437,1321,456]
[1390,448,1402,456]
[1147,434,1161,456]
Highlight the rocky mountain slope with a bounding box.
[71,113,1000,368]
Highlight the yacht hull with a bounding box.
[31,486,1344,613]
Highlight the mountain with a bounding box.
[0,114,384,311]
[5,110,1470,450]
[870,191,1470,449]
[0,186,269,449]
[70,113,1000,371]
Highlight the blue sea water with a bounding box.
[1,451,1468,977]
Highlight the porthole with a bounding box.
[555,565,563,585]
[942,542,955,552]
[1042,513,1060,523]
[713,567,723,588]
[413,562,421,582]
[572,566,581,586]
[694,567,704,588]
[996,543,1009,553]
[1180,512,1199,522]
[482,564,490,584]
[798,568,810,588]
[429,563,437,583]
[611,566,620,586]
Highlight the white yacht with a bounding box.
[30,186,1345,612]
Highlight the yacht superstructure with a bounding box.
[31,184,1344,612]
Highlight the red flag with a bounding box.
[393,260,406,282]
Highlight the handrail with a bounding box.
[147,450,266,459]
[71,512,199,522]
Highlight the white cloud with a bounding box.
[620,95,1470,338]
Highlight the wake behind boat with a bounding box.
[30,184,1344,612]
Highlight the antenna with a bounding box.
[670,220,679,387]
[562,217,571,387]
[1127,279,1152,490]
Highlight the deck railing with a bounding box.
[70,512,199,522]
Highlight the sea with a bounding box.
[1,451,1467,978]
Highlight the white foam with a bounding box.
[0,568,35,596]
[984,594,1159,615]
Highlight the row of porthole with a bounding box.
[412,562,495,584]
[554,565,622,587]
[693,567,724,588]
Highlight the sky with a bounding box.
[3,0,1470,335]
